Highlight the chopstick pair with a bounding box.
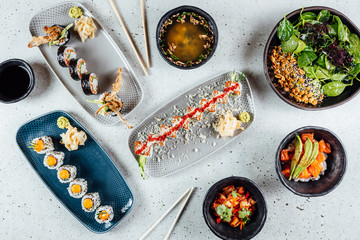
[109,0,151,76]
[139,187,195,240]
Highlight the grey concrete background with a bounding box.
[0,0,359,239]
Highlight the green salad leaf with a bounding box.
[334,16,349,42]
[277,15,294,41]
[317,10,330,22]
[281,35,298,53]
[323,81,349,96]
[297,51,317,67]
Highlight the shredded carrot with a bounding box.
[301,133,314,143]
[281,149,289,161]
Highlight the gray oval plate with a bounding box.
[128,71,255,178]
[29,2,143,126]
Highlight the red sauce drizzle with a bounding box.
[135,82,240,155]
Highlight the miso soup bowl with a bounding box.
[156,5,218,70]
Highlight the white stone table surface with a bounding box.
[1,0,359,239]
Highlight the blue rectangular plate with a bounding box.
[16,110,134,233]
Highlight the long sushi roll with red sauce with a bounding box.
[57,46,77,67]
[69,58,87,80]
[81,73,99,95]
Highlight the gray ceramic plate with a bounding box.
[128,71,255,178]
[29,2,143,125]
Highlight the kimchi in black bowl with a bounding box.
[203,176,267,240]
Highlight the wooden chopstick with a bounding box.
[140,0,150,68]
[163,187,194,240]
[109,0,149,76]
[138,188,192,240]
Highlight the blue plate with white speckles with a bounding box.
[16,110,134,233]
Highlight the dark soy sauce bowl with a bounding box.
[203,176,267,240]
[0,59,35,104]
[156,5,218,70]
[263,6,360,110]
[275,126,347,197]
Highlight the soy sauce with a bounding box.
[0,65,30,101]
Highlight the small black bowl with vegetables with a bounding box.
[264,6,360,110]
[203,176,267,240]
[275,126,347,197]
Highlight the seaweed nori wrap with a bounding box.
[52,24,70,46]
[81,73,99,95]
[57,46,77,67]
[69,58,87,80]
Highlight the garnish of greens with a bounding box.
[238,208,252,223]
[49,23,73,46]
[138,155,147,179]
[87,99,109,115]
[276,9,360,97]
[215,204,233,222]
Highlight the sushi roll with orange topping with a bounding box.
[43,151,64,170]
[68,178,87,198]
[81,192,101,212]
[57,165,77,183]
[95,205,114,224]
[29,136,54,154]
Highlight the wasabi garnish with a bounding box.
[57,116,70,129]
[69,6,83,19]
[239,111,250,123]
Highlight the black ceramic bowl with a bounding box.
[275,126,347,197]
[156,5,218,70]
[0,59,35,103]
[203,177,267,240]
[264,6,360,110]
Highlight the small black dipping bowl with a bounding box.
[263,6,360,110]
[0,59,35,103]
[275,126,347,197]
[156,5,218,70]
[203,176,267,240]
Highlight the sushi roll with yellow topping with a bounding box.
[57,165,77,183]
[68,178,87,198]
[95,205,114,224]
[43,151,64,169]
[29,136,54,154]
[81,192,101,212]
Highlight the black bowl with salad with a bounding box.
[264,6,360,110]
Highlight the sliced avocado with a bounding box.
[292,139,313,178]
[305,140,319,169]
[289,134,303,180]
